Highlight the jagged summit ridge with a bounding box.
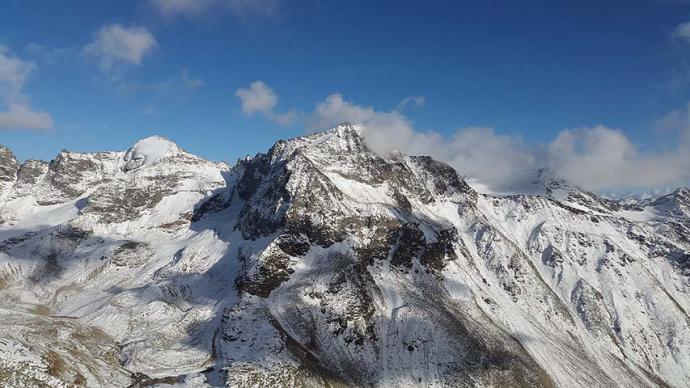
[0,125,688,387]
[265,122,367,161]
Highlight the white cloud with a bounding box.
[235,80,295,125]
[0,103,53,131]
[0,47,53,131]
[236,81,277,115]
[443,128,538,188]
[84,24,157,71]
[547,125,690,190]
[674,22,690,41]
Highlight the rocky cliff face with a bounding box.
[0,125,688,387]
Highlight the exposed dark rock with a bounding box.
[38,151,114,205]
[275,232,311,257]
[111,241,151,267]
[16,159,48,186]
[541,245,564,267]
[0,145,19,183]
[354,218,401,264]
[239,246,294,298]
[420,228,459,271]
[86,185,172,223]
[410,156,476,199]
[191,191,232,222]
[235,154,291,240]
[391,223,426,268]
[669,251,690,277]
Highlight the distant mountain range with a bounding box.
[0,124,688,387]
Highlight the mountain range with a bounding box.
[0,123,688,387]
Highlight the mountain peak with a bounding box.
[265,123,369,165]
[672,187,690,197]
[332,121,359,133]
[307,122,363,144]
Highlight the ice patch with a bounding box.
[122,136,175,172]
[311,133,333,146]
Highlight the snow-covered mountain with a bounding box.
[0,124,688,387]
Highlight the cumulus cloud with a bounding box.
[0,46,53,131]
[150,0,278,18]
[443,128,539,189]
[547,126,690,190]
[84,24,157,71]
[236,81,277,115]
[235,80,295,125]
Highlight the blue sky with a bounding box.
[1,0,690,191]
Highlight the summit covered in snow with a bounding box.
[121,135,178,172]
[0,124,688,387]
